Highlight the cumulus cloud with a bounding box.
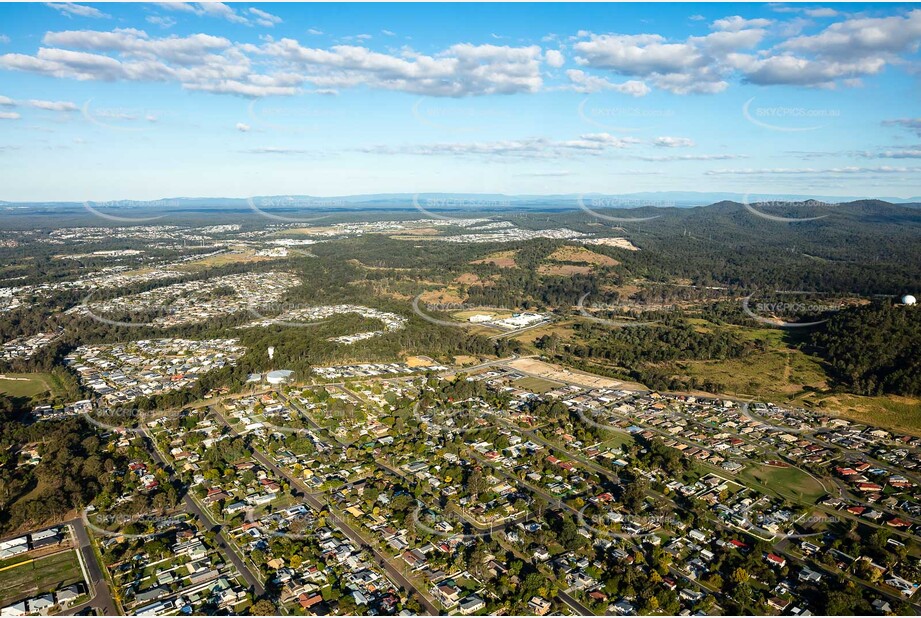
[545,49,565,68]
[0,111,20,120]
[711,16,773,32]
[0,29,550,97]
[46,3,110,19]
[235,122,250,132]
[306,28,323,35]
[572,10,921,93]
[780,9,921,59]
[654,136,695,148]
[565,69,650,95]
[0,95,14,106]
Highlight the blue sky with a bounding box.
[0,2,919,201]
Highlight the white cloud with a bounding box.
[46,3,111,19]
[381,30,396,37]
[0,35,10,44]
[0,95,14,106]
[710,16,773,32]
[235,122,250,132]
[565,69,650,96]
[545,49,565,68]
[363,133,641,158]
[804,8,839,18]
[689,14,706,21]
[306,28,323,35]
[155,2,252,25]
[573,10,920,93]
[654,136,695,148]
[781,9,921,59]
[249,7,282,27]
[146,15,177,29]
[28,98,78,111]
[0,111,20,120]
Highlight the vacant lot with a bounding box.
[0,550,83,606]
[507,358,645,390]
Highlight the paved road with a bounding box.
[209,408,440,615]
[138,428,266,597]
[62,517,118,616]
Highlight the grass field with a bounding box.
[0,550,83,606]
[0,373,53,398]
[672,322,921,434]
[739,463,828,503]
[513,377,561,393]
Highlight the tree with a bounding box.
[250,599,277,615]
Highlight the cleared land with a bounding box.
[545,246,619,266]
[507,358,645,390]
[471,250,518,268]
[0,550,83,606]
[0,373,53,398]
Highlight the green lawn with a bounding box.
[0,550,83,606]
[0,373,53,398]
[739,463,828,504]
[513,377,560,394]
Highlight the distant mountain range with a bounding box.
[1,192,919,213]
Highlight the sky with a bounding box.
[0,2,919,202]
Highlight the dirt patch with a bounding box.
[406,356,435,367]
[419,289,465,305]
[455,273,492,286]
[507,358,645,390]
[546,246,620,266]
[538,264,594,276]
[471,250,518,268]
[583,237,639,251]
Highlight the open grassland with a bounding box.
[676,321,921,434]
[0,373,53,398]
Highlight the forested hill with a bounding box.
[545,199,921,295]
[811,302,921,397]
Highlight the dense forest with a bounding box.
[811,302,921,396]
